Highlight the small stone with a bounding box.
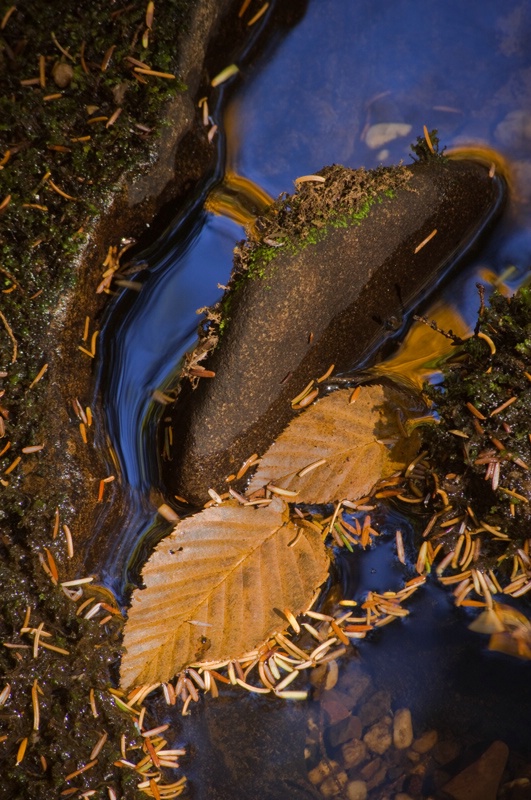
[329,715,363,747]
[322,689,358,724]
[322,699,351,725]
[112,81,128,106]
[442,741,509,800]
[346,779,368,800]
[359,690,392,727]
[395,794,414,800]
[393,708,414,750]
[310,663,329,688]
[341,738,367,769]
[409,761,428,778]
[308,759,340,786]
[310,661,339,691]
[433,740,461,765]
[320,771,348,797]
[363,720,392,755]
[412,729,438,754]
[359,757,388,790]
[341,669,372,706]
[404,773,424,797]
[324,660,340,690]
[503,778,531,800]
[360,758,383,782]
[53,62,73,88]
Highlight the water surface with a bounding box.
[94,2,531,795]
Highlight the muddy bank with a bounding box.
[0,1,283,796]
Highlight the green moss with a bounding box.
[0,2,196,795]
[410,128,446,162]
[211,165,410,339]
[0,0,191,368]
[421,288,531,575]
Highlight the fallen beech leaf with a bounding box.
[248,385,421,503]
[121,498,329,687]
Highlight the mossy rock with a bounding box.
[167,156,506,504]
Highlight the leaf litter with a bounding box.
[122,384,427,695]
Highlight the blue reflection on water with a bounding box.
[95,0,531,596]
[95,210,243,595]
[229,0,527,194]
[101,212,241,492]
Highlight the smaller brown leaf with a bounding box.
[248,385,421,503]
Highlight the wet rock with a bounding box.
[441,740,509,800]
[359,690,392,727]
[360,757,387,790]
[322,689,358,724]
[324,659,340,690]
[328,715,363,747]
[346,779,368,800]
[309,759,340,786]
[504,778,531,800]
[342,738,368,769]
[340,668,372,706]
[360,757,384,781]
[404,772,425,798]
[310,661,339,691]
[168,157,506,504]
[320,771,348,797]
[363,720,393,755]
[393,708,414,750]
[411,730,438,754]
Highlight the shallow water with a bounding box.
[94,1,531,796]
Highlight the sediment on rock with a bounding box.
[167,156,506,505]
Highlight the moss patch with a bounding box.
[0,1,236,795]
[183,162,413,375]
[420,288,531,576]
[231,163,411,292]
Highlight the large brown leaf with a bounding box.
[247,385,421,503]
[121,498,329,687]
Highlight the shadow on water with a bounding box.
[89,0,531,796]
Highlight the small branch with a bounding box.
[413,314,464,345]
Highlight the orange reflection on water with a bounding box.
[205,171,273,228]
[370,300,469,391]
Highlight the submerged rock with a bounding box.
[167,152,505,504]
[442,740,509,800]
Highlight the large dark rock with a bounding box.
[168,156,505,505]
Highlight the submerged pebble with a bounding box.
[305,658,529,799]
